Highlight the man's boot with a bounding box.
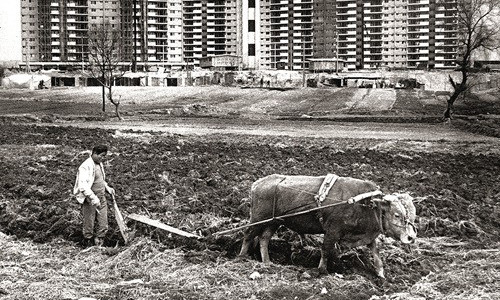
[94,237,103,247]
[83,238,93,248]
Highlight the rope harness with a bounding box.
[270,174,384,225]
[215,175,390,236]
[314,174,339,224]
[272,177,287,221]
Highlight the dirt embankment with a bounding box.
[1,86,500,138]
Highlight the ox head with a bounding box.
[374,193,417,244]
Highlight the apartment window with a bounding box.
[248,43,255,56]
[248,20,255,32]
[249,0,255,8]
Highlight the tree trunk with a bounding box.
[107,86,123,120]
[113,102,122,120]
[101,75,106,112]
[444,91,459,119]
[445,70,468,120]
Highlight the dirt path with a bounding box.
[50,117,499,142]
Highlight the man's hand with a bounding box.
[91,196,101,207]
[107,187,116,198]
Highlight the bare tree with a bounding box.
[444,0,500,119]
[88,22,127,120]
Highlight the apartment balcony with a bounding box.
[293,12,312,17]
[436,14,457,20]
[408,0,430,5]
[407,34,429,41]
[336,2,356,8]
[365,1,383,6]
[364,16,383,22]
[408,28,429,33]
[366,23,383,30]
[293,19,312,25]
[336,9,356,16]
[294,6,313,13]
[184,23,203,28]
[408,21,430,26]
[185,9,202,14]
[364,49,383,55]
[270,26,289,31]
[183,40,203,45]
[272,0,289,5]
[436,48,458,54]
[338,45,356,50]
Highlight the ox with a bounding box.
[239,174,417,278]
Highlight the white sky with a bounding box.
[0,0,22,61]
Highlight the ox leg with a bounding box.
[318,249,327,274]
[318,232,339,274]
[259,226,278,265]
[239,227,260,257]
[369,240,385,279]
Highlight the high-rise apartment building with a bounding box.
[121,0,183,68]
[20,0,184,69]
[312,0,337,59]
[19,0,459,71]
[255,0,314,70]
[382,0,459,70]
[21,0,121,65]
[182,0,239,64]
[382,0,409,69]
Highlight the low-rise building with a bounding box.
[199,55,241,71]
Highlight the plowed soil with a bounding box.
[0,87,499,299]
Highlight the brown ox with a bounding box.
[239,174,417,278]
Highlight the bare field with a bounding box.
[1,86,499,118]
[0,87,499,299]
